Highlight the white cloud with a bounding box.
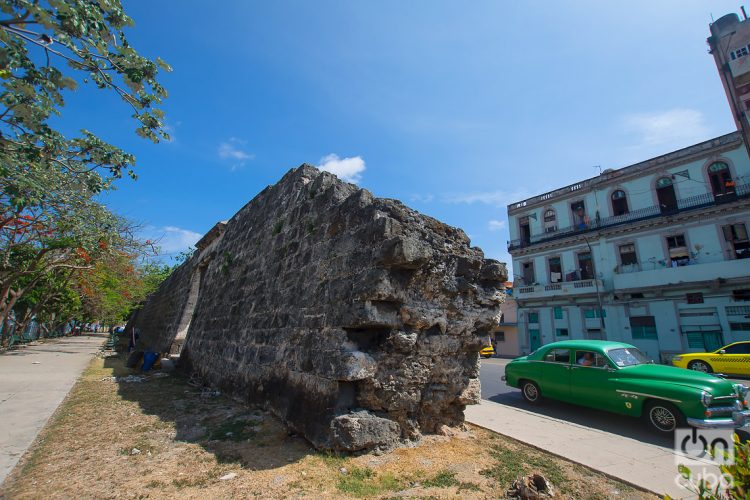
[317,153,366,183]
[144,225,202,255]
[488,219,507,232]
[442,189,533,208]
[410,193,435,203]
[218,137,254,170]
[622,108,710,149]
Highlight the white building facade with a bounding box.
[507,132,750,362]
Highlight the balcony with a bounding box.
[508,183,750,252]
[516,278,604,300]
[612,258,750,291]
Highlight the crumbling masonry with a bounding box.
[128,165,506,451]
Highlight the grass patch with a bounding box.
[336,466,404,497]
[317,451,347,468]
[481,443,569,494]
[421,470,480,491]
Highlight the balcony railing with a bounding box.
[508,183,750,251]
[515,278,603,299]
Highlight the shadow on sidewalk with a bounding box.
[102,354,315,471]
[487,391,674,448]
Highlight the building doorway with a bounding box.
[577,251,594,280]
[708,162,735,200]
[679,308,724,352]
[519,216,531,245]
[656,177,677,213]
[521,261,535,285]
[529,329,541,352]
[722,222,750,259]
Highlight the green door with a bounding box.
[569,350,617,412]
[541,348,572,401]
[529,329,541,351]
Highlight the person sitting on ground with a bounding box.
[578,352,594,366]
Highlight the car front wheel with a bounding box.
[520,380,541,404]
[644,401,685,433]
[688,360,713,373]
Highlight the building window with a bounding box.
[528,312,539,324]
[666,234,689,266]
[570,200,588,229]
[630,316,657,339]
[686,293,704,304]
[611,190,629,216]
[584,308,606,318]
[722,223,750,259]
[733,290,750,301]
[543,209,557,233]
[578,251,594,280]
[521,261,535,284]
[708,162,735,197]
[730,322,750,332]
[556,328,569,337]
[553,306,564,319]
[496,331,506,342]
[548,256,562,283]
[618,243,638,266]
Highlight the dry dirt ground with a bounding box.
[1,353,657,499]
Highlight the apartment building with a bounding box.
[507,132,750,362]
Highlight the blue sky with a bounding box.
[62,1,743,276]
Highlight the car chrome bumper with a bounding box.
[687,409,750,429]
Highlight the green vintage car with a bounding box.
[503,340,750,433]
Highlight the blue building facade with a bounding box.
[507,132,750,362]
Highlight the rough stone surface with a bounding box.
[131,165,505,451]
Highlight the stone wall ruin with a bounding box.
[131,165,506,451]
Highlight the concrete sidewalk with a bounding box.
[0,335,104,486]
[466,399,720,499]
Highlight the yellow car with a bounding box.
[480,345,495,359]
[672,342,750,375]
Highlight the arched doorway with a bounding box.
[708,162,735,200]
[656,177,677,213]
[611,190,629,216]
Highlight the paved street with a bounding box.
[0,335,104,486]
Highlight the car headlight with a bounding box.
[734,384,749,398]
[701,391,713,407]
[672,356,682,362]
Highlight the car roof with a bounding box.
[538,340,636,351]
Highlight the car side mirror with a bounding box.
[719,350,726,355]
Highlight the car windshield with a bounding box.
[607,348,651,367]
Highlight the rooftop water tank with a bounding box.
[711,13,741,38]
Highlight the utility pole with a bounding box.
[583,234,606,339]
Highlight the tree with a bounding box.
[0,0,170,184]
[0,1,170,341]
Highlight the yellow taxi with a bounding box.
[480,345,495,359]
[671,341,750,375]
